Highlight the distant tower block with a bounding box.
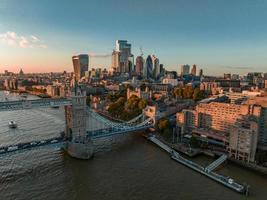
[191,64,197,76]
[65,86,93,159]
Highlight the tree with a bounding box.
[183,86,194,99]
[193,88,205,101]
[138,99,147,110]
[158,118,170,131]
[174,87,183,98]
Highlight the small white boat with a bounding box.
[8,121,17,128]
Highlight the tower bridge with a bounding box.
[0,88,154,159]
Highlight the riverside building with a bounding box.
[177,102,263,162]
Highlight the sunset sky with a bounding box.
[1,0,267,75]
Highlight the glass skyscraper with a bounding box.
[72,54,89,81]
[112,40,133,73]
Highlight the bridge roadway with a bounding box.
[0,98,72,111]
[0,122,153,156]
[0,135,65,155]
[87,124,154,139]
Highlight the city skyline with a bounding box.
[1,0,267,75]
[1,1,267,199]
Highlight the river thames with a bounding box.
[0,91,267,200]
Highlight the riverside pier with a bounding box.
[146,134,249,195]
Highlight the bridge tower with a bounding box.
[64,86,94,159]
[144,105,159,125]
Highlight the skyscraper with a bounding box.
[111,50,120,72]
[152,55,160,80]
[160,64,164,75]
[142,55,160,80]
[180,64,190,76]
[135,56,144,76]
[72,54,89,81]
[199,69,203,77]
[191,64,197,76]
[144,55,153,79]
[112,40,133,73]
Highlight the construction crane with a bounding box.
[139,46,144,57]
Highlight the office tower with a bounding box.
[180,64,190,76]
[191,64,197,76]
[111,50,120,72]
[72,54,89,81]
[224,73,231,80]
[160,64,164,75]
[113,40,133,73]
[199,69,203,77]
[128,55,134,74]
[144,55,153,79]
[152,55,160,80]
[135,56,144,76]
[142,54,160,80]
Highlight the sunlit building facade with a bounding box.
[72,54,89,81]
[135,56,144,76]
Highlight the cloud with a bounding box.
[0,31,48,49]
[222,66,252,70]
[31,35,40,42]
[19,36,29,48]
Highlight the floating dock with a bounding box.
[146,135,249,195]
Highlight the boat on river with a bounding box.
[8,121,17,129]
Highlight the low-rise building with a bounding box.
[162,77,178,87]
[127,87,152,100]
[200,82,219,95]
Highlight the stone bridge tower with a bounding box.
[64,86,93,159]
[144,105,160,125]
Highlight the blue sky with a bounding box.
[0,0,267,75]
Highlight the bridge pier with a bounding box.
[64,86,94,159]
[66,139,94,159]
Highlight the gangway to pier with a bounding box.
[205,154,227,172]
[147,135,173,153]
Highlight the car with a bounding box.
[50,140,58,144]
[8,146,18,151]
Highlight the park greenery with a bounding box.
[107,95,147,121]
[173,86,205,101]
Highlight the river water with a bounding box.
[0,91,267,200]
